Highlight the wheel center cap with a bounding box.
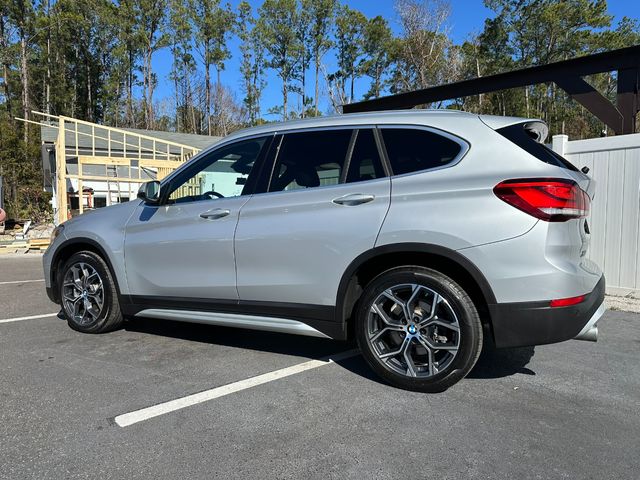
[82,290,88,298]
[407,324,417,335]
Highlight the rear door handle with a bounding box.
[200,208,230,220]
[332,193,375,206]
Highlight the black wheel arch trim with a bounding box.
[335,242,497,324]
[48,237,125,305]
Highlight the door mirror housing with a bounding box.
[137,181,161,204]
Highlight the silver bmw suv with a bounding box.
[43,110,605,392]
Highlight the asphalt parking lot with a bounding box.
[1,255,639,479]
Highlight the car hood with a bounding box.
[61,200,141,231]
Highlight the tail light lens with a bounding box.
[493,178,590,222]
[550,295,585,307]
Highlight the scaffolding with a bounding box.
[21,112,202,224]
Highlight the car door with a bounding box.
[124,135,270,301]
[234,127,391,310]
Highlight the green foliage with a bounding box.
[257,0,302,120]
[360,16,393,100]
[0,112,49,220]
[237,1,265,125]
[333,4,366,102]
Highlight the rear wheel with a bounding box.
[356,266,482,392]
[59,251,123,333]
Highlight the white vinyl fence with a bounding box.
[552,133,640,297]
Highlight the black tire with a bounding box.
[355,266,482,393]
[58,251,124,333]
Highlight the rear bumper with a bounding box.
[489,275,605,348]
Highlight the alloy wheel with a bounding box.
[62,262,105,326]
[366,283,460,378]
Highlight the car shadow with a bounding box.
[124,317,349,359]
[124,317,535,383]
[467,341,536,379]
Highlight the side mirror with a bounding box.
[137,181,161,204]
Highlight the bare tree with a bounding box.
[322,63,347,113]
[211,83,248,135]
[392,0,455,95]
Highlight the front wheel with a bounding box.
[59,251,124,333]
[355,266,483,393]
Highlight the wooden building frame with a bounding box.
[21,112,203,224]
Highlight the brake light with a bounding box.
[493,178,590,222]
[550,295,585,307]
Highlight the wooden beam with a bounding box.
[78,156,132,166]
[617,67,639,135]
[56,118,68,224]
[342,46,640,134]
[555,76,624,134]
[65,174,147,183]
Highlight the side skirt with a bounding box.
[121,296,346,340]
[134,309,331,339]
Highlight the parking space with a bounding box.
[1,255,639,479]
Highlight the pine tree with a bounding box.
[257,0,301,120]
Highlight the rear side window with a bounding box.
[497,123,579,171]
[346,129,386,183]
[269,129,352,192]
[381,128,462,176]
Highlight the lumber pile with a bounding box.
[0,238,50,254]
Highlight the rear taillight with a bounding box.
[493,178,590,222]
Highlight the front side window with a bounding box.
[381,128,462,176]
[167,137,267,204]
[269,129,352,192]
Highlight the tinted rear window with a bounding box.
[497,123,578,171]
[381,128,462,176]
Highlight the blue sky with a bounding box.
[152,0,638,119]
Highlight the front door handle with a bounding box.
[200,208,230,220]
[332,193,375,206]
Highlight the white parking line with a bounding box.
[0,312,58,324]
[115,349,360,428]
[0,279,45,285]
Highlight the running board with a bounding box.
[134,309,331,339]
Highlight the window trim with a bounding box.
[376,124,470,178]
[157,133,274,206]
[339,130,359,184]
